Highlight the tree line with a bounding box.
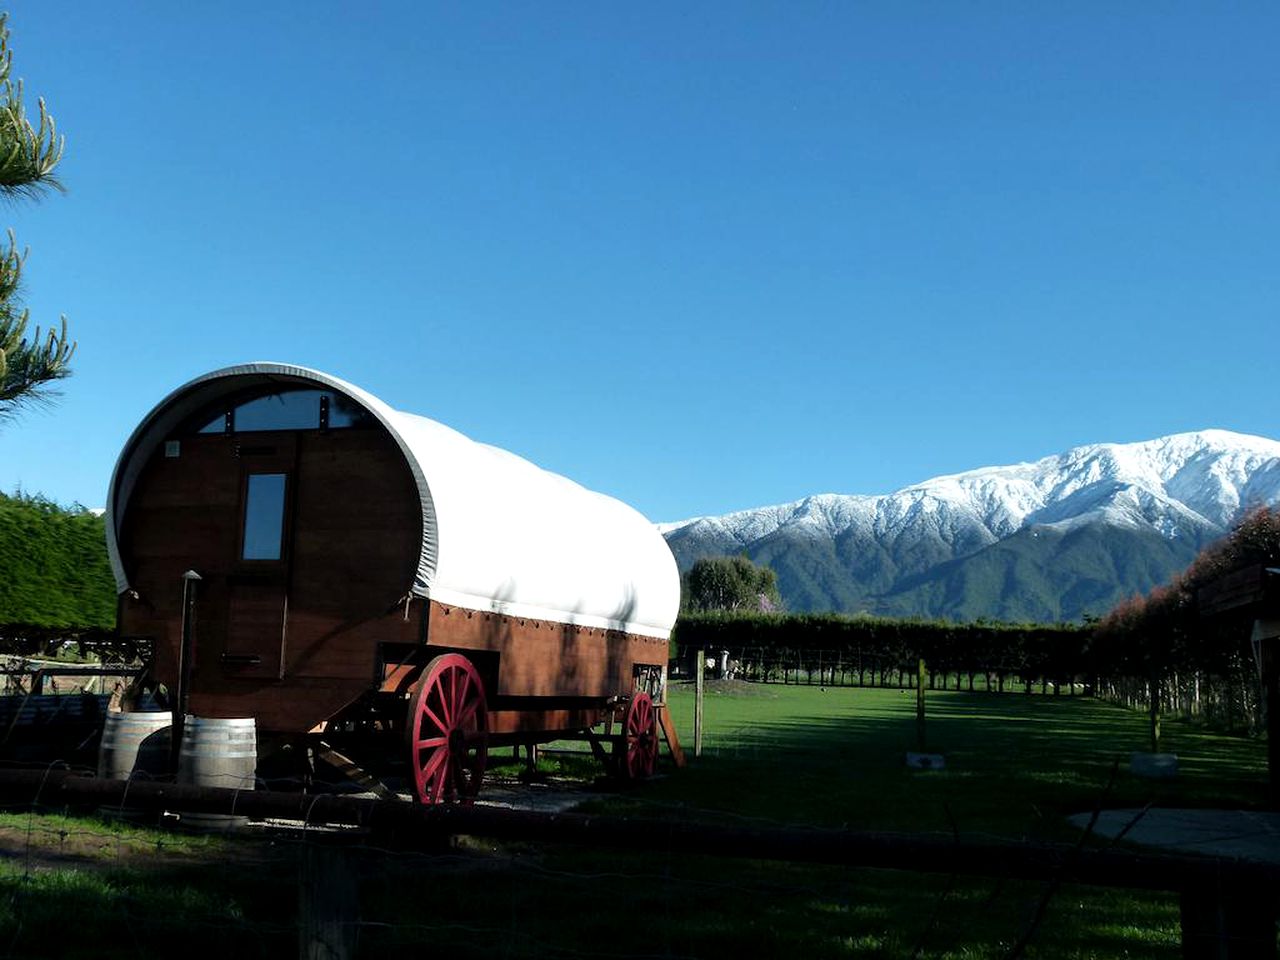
[674,611,1084,690]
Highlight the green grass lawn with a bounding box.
[638,681,1268,837]
[0,684,1269,959]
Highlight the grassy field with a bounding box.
[0,683,1269,958]
[643,681,1268,835]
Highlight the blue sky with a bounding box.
[1,3,1276,521]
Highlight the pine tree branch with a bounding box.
[0,13,72,423]
[0,15,64,199]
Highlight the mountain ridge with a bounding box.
[659,430,1280,622]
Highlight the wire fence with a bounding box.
[681,646,1268,739]
[1094,654,1266,736]
[0,758,1272,960]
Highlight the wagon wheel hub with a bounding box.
[406,653,489,805]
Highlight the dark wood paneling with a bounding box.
[1198,564,1280,618]
[224,581,286,678]
[426,602,669,700]
[120,427,422,732]
[187,676,373,733]
[288,430,421,620]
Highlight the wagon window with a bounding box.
[183,389,373,435]
[235,391,324,432]
[242,473,287,560]
[327,393,374,428]
[196,413,226,434]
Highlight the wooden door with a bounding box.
[217,437,297,680]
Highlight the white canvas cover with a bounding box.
[105,363,680,639]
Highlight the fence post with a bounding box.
[299,839,359,960]
[1180,879,1277,960]
[916,658,927,752]
[694,648,705,758]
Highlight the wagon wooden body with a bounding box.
[106,363,680,802]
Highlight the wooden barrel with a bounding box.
[176,716,258,830]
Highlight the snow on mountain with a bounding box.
[660,430,1280,621]
[662,430,1280,547]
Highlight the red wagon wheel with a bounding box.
[621,691,658,779]
[406,653,488,804]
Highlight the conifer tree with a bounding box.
[0,12,73,421]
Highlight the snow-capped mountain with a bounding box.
[661,430,1280,623]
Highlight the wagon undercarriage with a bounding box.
[299,652,682,805]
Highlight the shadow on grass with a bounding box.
[644,686,1267,840]
[0,856,298,959]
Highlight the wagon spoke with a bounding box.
[421,703,449,737]
[454,670,471,722]
[419,742,450,798]
[441,671,456,726]
[416,736,447,750]
[457,696,481,729]
[421,746,448,780]
[420,747,448,791]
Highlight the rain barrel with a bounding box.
[176,716,258,830]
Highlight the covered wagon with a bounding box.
[105,362,681,803]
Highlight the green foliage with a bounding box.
[0,13,74,419]
[667,519,1206,624]
[0,490,115,630]
[1093,507,1280,683]
[683,554,781,613]
[880,523,1203,623]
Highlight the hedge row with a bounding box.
[673,613,1088,678]
[0,492,115,631]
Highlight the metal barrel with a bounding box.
[96,710,173,822]
[176,716,258,830]
[98,711,172,779]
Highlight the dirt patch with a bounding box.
[677,678,779,697]
[0,775,597,875]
